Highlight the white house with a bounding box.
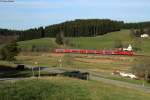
[141,34,149,38]
[123,44,132,51]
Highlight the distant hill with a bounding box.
[1,19,150,41]
[5,19,123,41]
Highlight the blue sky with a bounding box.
[0,0,150,30]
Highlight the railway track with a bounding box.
[134,54,150,58]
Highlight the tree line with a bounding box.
[0,19,123,41]
[1,19,150,41]
[124,21,150,29]
[45,19,123,37]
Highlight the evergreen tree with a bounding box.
[0,41,19,61]
[2,19,150,41]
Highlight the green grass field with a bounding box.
[0,77,150,100]
[71,30,133,49]
[15,53,134,74]
[19,30,132,50]
[0,30,150,100]
[18,38,58,51]
[17,30,150,55]
[71,30,150,55]
[2,30,145,73]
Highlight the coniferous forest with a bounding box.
[0,19,150,41]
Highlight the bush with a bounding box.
[0,41,19,61]
[114,39,123,48]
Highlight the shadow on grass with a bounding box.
[0,65,31,78]
[0,65,16,73]
[0,65,89,80]
[0,65,52,78]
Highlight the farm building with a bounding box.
[123,44,133,51]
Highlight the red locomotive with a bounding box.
[54,49,134,56]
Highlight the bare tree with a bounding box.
[132,58,150,82]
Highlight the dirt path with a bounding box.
[90,74,150,93]
[50,53,64,57]
[74,58,115,63]
[0,78,29,81]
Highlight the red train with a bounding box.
[54,49,134,56]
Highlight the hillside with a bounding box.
[71,30,132,49]
[18,38,58,51]
[0,77,150,100]
[18,30,150,55]
[1,19,150,41]
[0,19,123,41]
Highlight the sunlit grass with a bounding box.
[0,77,150,100]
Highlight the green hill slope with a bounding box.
[18,30,150,55]
[71,30,132,49]
[18,30,132,49]
[18,38,58,51]
[0,77,150,100]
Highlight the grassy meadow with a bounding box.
[16,52,134,74]
[18,30,150,55]
[71,30,133,49]
[0,30,150,100]
[18,38,58,51]
[0,77,150,100]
